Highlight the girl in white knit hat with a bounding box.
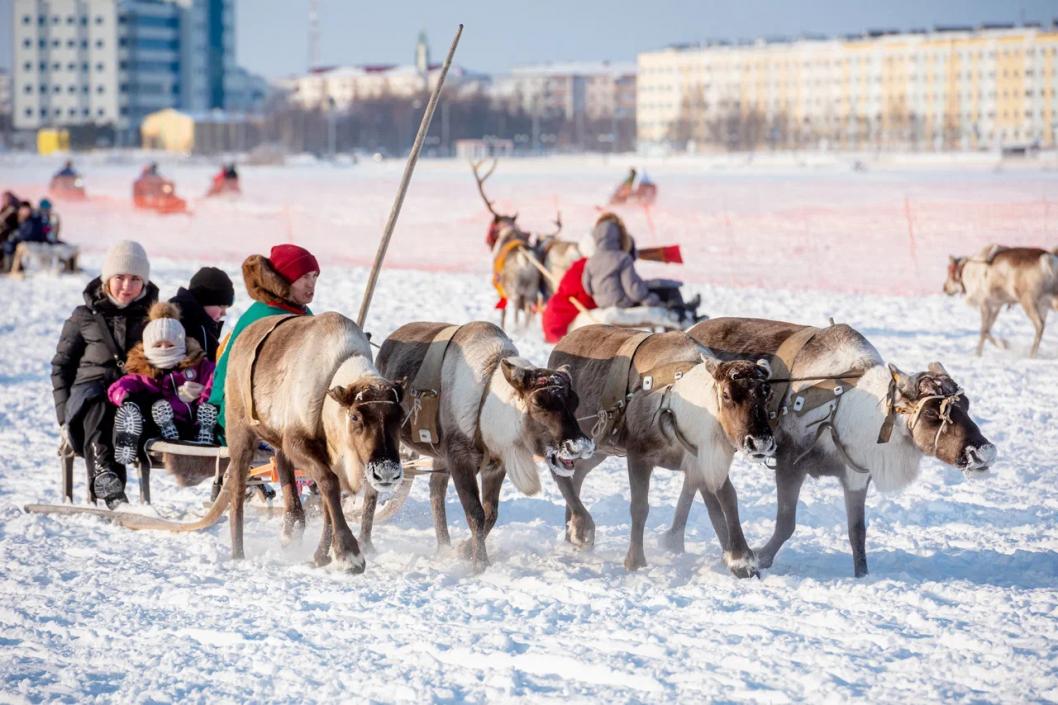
[52,240,157,509]
[106,302,219,464]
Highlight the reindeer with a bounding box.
[666,317,996,577]
[944,244,1058,357]
[548,325,776,577]
[224,312,405,572]
[471,158,567,329]
[375,321,595,571]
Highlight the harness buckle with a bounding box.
[418,429,435,444]
[642,375,654,391]
[833,384,844,396]
[793,396,805,412]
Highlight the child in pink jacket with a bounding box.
[107,302,217,464]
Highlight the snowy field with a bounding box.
[1,154,1057,704]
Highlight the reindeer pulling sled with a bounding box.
[472,159,690,335]
[23,27,469,559]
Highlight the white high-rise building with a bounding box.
[11,0,249,135]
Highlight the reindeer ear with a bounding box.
[927,361,950,377]
[700,354,721,377]
[328,385,353,407]
[888,363,918,400]
[755,358,772,378]
[949,255,958,263]
[500,358,534,392]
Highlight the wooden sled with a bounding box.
[28,437,417,525]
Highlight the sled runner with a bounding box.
[26,435,415,525]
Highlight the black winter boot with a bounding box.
[92,470,128,509]
[151,400,179,441]
[113,402,144,465]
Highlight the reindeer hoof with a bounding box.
[854,563,869,578]
[457,539,475,560]
[280,518,305,547]
[624,553,647,572]
[313,551,332,568]
[565,515,595,549]
[332,551,366,575]
[725,550,760,579]
[661,529,686,554]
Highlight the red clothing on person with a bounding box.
[542,258,596,343]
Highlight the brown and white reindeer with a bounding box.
[667,317,996,577]
[548,325,776,577]
[944,245,1058,357]
[375,321,595,571]
[223,312,405,572]
[472,158,567,329]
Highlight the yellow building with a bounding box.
[637,24,1058,151]
[140,109,195,154]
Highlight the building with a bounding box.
[637,23,1058,151]
[0,69,11,118]
[491,61,636,122]
[11,0,261,138]
[283,63,488,111]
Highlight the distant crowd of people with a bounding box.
[0,190,65,273]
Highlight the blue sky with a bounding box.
[3,0,1056,77]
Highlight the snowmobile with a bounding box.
[48,174,87,201]
[132,173,188,214]
[205,165,241,198]
[609,171,658,207]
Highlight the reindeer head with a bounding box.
[943,256,967,296]
[500,359,595,478]
[327,379,405,491]
[887,362,995,472]
[703,358,776,460]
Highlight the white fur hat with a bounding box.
[142,302,185,352]
[101,240,150,283]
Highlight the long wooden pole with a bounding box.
[357,24,464,328]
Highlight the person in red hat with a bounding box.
[207,244,320,433]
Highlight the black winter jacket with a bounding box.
[51,277,159,425]
[169,287,224,362]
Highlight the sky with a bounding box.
[2,0,1057,77]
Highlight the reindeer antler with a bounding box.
[541,211,563,238]
[470,158,502,218]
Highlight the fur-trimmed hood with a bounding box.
[124,337,207,379]
[242,254,298,308]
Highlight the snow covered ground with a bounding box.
[1,154,1057,704]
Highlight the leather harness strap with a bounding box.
[592,331,651,443]
[766,326,821,426]
[245,314,298,425]
[404,324,461,446]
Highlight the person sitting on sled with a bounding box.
[582,212,700,324]
[207,243,319,438]
[52,240,158,508]
[107,302,218,464]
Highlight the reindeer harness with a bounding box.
[773,326,965,474]
[492,236,531,304]
[244,314,299,426]
[592,331,699,454]
[402,325,570,472]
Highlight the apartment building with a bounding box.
[637,23,1058,151]
[11,0,243,134]
[492,61,636,122]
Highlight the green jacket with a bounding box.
[209,300,311,428]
